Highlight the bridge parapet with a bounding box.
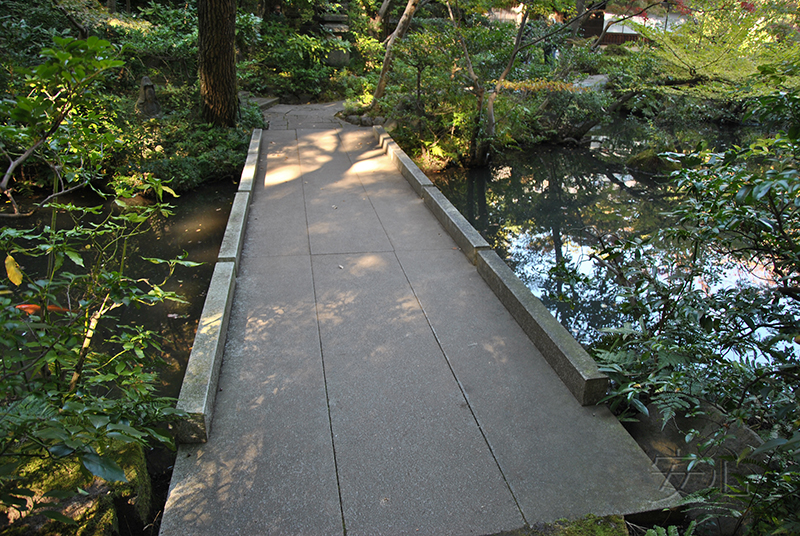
[373,125,609,405]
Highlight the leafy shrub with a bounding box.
[0,184,187,524]
[130,119,252,191]
[116,1,199,85]
[0,5,67,70]
[239,20,350,98]
[236,10,262,57]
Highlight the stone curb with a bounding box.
[373,126,434,196]
[372,125,609,406]
[174,261,236,443]
[477,250,609,405]
[174,129,261,443]
[238,129,262,193]
[217,191,250,275]
[420,187,490,265]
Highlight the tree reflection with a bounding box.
[431,142,676,344]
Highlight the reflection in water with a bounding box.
[431,141,678,344]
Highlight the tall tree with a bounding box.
[372,0,421,101]
[198,0,239,126]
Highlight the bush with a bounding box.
[115,1,199,86]
[239,20,351,99]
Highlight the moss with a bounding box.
[626,148,681,174]
[0,442,151,535]
[113,442,151,525]
[491,514,628,536]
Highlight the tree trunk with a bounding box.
[372,0,393,38]
[570,0,586,36]
[198,0,239,127]
[372,0,420,102]
[468,8,529,166]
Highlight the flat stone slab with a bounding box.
[161,113,679,536]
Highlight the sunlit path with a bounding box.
[159,103,678,536]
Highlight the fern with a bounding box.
[653,391,701,430]
[645,520,696,536]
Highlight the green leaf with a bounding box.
[88,414,110,429]
[42,489,75,499]
[65,250,84,267]
[49,444,75,457]
[0,462,20,477]
[79,452,128,483]
[39,510,78,525]
[107,422,146,439]
[631,398,649,416]
[752,437,788,456]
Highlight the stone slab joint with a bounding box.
[217,191,251,274]
[373,125,609,406]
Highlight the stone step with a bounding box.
[252,96,279,111]
[238,91,279,112]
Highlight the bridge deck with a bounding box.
[160,103,677,535]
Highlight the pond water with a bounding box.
[5,180,238,398]
[429,122,755,345]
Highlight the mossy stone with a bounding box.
[490,514,628,536]
[0,442,151,535]
[626,149,681,174]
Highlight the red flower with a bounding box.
[740,1,756,12]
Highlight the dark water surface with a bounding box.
[429,124,754,344]
[5,180,238,398]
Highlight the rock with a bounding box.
[624,401,765,532]
[359,115,374,127]
[626,148,681,173]
[0,442,152,534]
[373,116,386,125]
[135,76,161,118]
[325,49,350,67]
[383,119,398,132]
[346,115,361,125]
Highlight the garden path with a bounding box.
[159,102,678,535]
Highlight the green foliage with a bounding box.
[0,178,185,522]
[239,19,350,98]
[0,35,124,211]
[236,10,263,57]
[0,3,68,74]
[277,0,342,27]
[644,521,696,536]
[134,118,254,191]
[585,61,800,534]
[635,0,789,82]
[115,2,199,85]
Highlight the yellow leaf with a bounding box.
[5,255,23,286]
